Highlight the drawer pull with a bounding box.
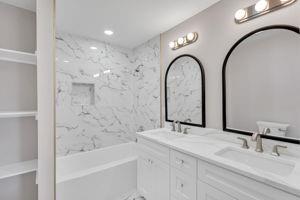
[147,159,154,164]
[176,158,185,165]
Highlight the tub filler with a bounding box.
[56,142,138,200]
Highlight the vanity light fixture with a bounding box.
[169,32,198,50]
[234,0,297,24]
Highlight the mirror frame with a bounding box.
[165,54,206,127]
[222,25,300,144]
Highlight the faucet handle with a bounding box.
[183,127,190,134]
[271,145,287,157]
[171,120,177,131]
[237,137,249,149]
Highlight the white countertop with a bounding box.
[136,128,300,197]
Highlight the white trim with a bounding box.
[0,48,36,65]
[0,159,37,180]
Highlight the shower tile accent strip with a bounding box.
[56,33,160,156]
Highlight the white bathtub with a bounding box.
[56,142,138,200]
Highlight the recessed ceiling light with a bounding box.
[93,73,100,78]
[104,30,114,36]
[90,46,98,50]
[103,69,111,74]
[63,60,70,63]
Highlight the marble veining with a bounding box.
[56,33,160,156]
[166,56,203,124]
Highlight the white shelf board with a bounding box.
[0,111,37,118]
[0,159,37,180]
[0,48,36,65]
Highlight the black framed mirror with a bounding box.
[165,54,206,127]
[222,25,300,144]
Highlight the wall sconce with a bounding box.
[169,32,198,50]
[234,0,297,24]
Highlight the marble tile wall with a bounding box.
[56,33,160,156]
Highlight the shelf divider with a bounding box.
[0,48,36,65]
[0,159,37,180]
[0,111,37,119]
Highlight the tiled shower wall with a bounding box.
[56,33,160,156]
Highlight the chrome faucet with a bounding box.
[184,118,192,123]
[252,128,270,153]
[176,121,182,133]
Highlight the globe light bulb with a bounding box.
[177,37,184,45]
[235,9,247,20]
[169,41,175,49]
[187,32,195,41]
[255,0,268,12]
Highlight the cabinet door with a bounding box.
[152,158,170,200]
[197,181,237,200]
[138,155,154,200]
[138,150,170,200]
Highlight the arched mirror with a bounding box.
[165,54,206,127]
[223,25,300,144]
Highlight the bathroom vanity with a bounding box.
[136,128,300,200]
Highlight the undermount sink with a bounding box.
[215,147,295,177]
[144,130,185,140]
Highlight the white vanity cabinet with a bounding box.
[137,136,300,200]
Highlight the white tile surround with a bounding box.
[56,33,160,156]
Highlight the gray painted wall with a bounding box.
[161,0,300,131]
[0,2,36,53]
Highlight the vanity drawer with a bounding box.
[197,181,237,200]
[171,167,197,200]
[137,137,169,163]
[198,160,299,200]
[170,150,197,176]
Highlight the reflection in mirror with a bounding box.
[223,26,300,144]
[165,55,205,127]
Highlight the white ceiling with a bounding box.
[0,0,35,11]
[57,0,221,49]
[0,0,221,48]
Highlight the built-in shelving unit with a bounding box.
[0,48,36,65]
[0,159,37,180]
[0,111,37,118]
[0,2,38,199]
